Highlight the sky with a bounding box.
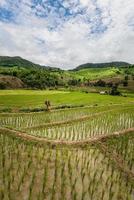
[0,0,134,69]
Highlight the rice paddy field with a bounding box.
[0,89,134,111]
[0,90,134,200]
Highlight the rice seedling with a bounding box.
[23,107,134,142]
[0,132,133,200]
[0,104,132,130]
[0,101,133,200]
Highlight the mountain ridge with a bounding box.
[0,56,132,71]
[0,56,42,69]
[73,61,132,71]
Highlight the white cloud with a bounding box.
[0,0,134,69]
[0,0,6,6]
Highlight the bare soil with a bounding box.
[0,75,25,89]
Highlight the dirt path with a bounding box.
[0,127,134,146]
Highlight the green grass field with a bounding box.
[70,67,122,80]
[51,67,125,82]
[0,89,134,111]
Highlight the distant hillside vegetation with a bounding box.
[0,56,132,71]
[0,56,42,69]
[0,56,133,89]
[0,56,62,71]
[73,62,131,71]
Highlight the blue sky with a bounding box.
[0,0,134,69]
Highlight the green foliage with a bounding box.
[110,85,121,96]
[94,79,106,87]
[123,80,128,87]
[0,67,62,88]
[0,56,41,68]
[70,67,124,80]
[0,60,133,89]
[0,82,6,89]
[19,69,59,88]
[125,75,129,80]
[73,61,131,71]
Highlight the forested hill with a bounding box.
[0,56,42,68]
[0,56,133,89]
[0,56,132,71]
[73,62,131,71]
[0,56,62,71]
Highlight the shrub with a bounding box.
[0,107,12,112]
[0,82,6,89]
[110,85,121,96]
[123,80,128,87]
[94,79,106,87]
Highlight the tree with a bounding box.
[68,79,78,86]
[0,82,6,89]
[110,84,121,96]
[124,75,129,81]
[95,79,106,87]
[123,80,128,87]
[107,82,113,87]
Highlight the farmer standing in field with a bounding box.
[45,100,51,111]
